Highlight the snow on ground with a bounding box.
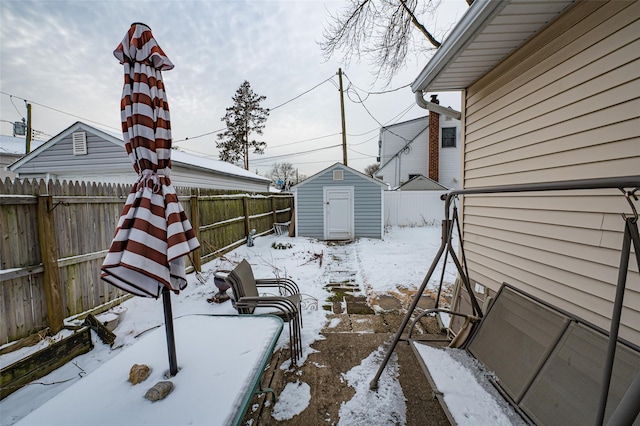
[271,381,311,421]
[338,344,406,426]
[356,226,458,298]
[0,225,462,426]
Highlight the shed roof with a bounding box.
[412,0,575,93]
[8,121,270,184]
[398,174,448,191]
[292,162,387,190]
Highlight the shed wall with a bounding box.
[296,167,383,239]
[461,0,640,345]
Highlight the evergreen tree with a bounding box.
[217,81,269,170]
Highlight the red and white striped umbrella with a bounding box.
[102,22,200,299]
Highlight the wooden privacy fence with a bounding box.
[0,178,293,345]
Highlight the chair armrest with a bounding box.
[236,296,298,313]
[255,278,300,296]
[236,296,299,318]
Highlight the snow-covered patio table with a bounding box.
[15,314,283,426]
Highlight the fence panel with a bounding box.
[384,190,447,227]
[0,178,292,344]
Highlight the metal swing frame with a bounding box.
[369,175,640,425]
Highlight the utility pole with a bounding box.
[25,103,32,154]
[338,68,348,166]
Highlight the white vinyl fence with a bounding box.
[384,190,447,227]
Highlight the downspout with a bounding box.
[415,91,461,120]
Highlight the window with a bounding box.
[72,132,87,155]
[441,127,456,148]
[333,170,344,181]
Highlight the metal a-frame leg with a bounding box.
[370,209,483,390]
[597,216,640,425]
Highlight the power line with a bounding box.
[174,127,226,144]
[345,102,415,139]
[0,91,121,132]
[250,144,342,163]
[9,95,24,119]
[349,133,378,147]
[348,146,376,157]
[174,75,336,144]
[175,131,343,158]
[348,81,411,102]
[342,74,413,145]
[347,128,378,137]
[267,132,343,149]
[269,76,335,111]
[261,155,370,168]
[342,79,411,103]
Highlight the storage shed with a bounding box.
[292,163,386,240]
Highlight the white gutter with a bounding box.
[411,0,508,93]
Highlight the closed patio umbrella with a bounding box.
[101,22,200,376]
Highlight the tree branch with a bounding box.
[399,0,441,48]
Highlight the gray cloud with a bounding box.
[1,0,465,176]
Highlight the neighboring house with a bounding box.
[291,163,386,240]
[6,121,271,192]
[412,0,640,345]
[375,102,461,190]
[0,135,46,181]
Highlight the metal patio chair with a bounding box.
[225,259,303,364]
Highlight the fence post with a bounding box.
[271,196,277,226]
[37,195,64,334]
[242,195,251,237]
[190,195,202,272]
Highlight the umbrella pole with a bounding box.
[162,286,179,376]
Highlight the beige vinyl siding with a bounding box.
[460,0,640,345]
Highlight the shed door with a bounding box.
[323,186,354,240]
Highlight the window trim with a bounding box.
[441,127,457,148]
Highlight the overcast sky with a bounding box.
[0,0,467,177]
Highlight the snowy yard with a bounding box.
[1,225,459,426]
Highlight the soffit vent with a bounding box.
[333,170,344,181]
[72,131,87,155]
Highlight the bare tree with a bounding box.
[364,163,380,177]
[321,0,471,84]
[268,162,298,190]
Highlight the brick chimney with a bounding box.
[428,95,440,182]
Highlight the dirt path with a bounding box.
[243,312,450,425]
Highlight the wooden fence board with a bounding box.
[0,178,293,344]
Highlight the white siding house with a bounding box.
[375,110,461,190]
[412,0,640,345]
[7,121,271,192]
